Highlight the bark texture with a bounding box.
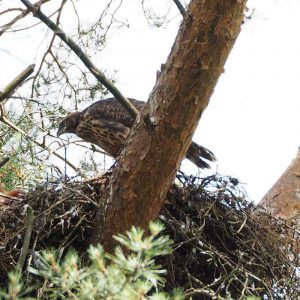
[96,0,247,250]
[260,148,300,224]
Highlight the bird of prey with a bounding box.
[57,97,216,168]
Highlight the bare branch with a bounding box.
[0,0,51,37]
[20,0,139,119]
[0,157,10,169]
[17,205,34,271]
[0,8,24,17]
[31,0,67,97]
[173,0,186,17]
[0,64,35,102]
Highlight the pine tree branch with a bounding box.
[0,0,51,36]
[0,64,35,102]
[19,0,139,119]
[0,157,10,169]
[173,0,186,17]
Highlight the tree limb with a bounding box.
[0,157,10,169]
[19,0,139,119]
[0,64,35,102]
[0,0,50,36]
[173,0,186,17]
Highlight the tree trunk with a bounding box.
[95,0,247,250]
[260,148,300,224]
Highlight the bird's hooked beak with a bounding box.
[57,112,81,137]
[57,124,66,137]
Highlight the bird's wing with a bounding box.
[82,97,145,128]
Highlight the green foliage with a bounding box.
[0,272,35,300]
[0,221,182,300]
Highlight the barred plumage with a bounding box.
[57,97,216,168]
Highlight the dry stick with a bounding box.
[0,157,10,169]
[20,0,139,119]
[0,64,35,102]
[0,0,51,37]
[173,0,186,17]
[17,205,34,271]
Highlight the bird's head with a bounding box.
[57,112,81,137]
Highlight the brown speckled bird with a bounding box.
[57,97,216,168]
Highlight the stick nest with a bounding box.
[0,173,299,299]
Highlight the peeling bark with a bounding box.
[260,148,300,224]
[95,0,247,250]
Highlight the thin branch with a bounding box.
[0,64,35,102]
[20,0,139,119]
[1,8,63,34]
[35,1,67,145]
[51,138,109,156]
[173,0,186,17]
[17,205,34,271]
[0,0,51,37]
[0,157,10,169]
[0,106,78,171]
[0,8,24,17]
[9,95,40,104]
[31,0,67,97]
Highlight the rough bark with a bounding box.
[96,0,247,250]
[260,148,300,224]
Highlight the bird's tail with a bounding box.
[186,141,216,169]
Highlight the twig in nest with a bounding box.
[17,205,34,271]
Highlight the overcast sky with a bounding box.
[1,0,299,201]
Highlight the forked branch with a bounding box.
[0,0,50,36]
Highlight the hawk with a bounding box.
[57,97,216,168]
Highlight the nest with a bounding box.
[0,177,103,274]
[0,173,299,299]
[162,174,300,299]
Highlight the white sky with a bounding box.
[0,0,300,201]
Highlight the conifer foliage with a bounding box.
[0,222,183,300]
